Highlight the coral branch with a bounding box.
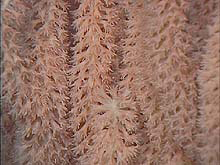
[121,0,199,164]
[2,0,71,164]
[197,3,220,164]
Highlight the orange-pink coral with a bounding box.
[1,0,219,165]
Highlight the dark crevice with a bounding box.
[64,0,80,164]
[64,0,79,114]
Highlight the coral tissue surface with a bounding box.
[1,0,219,165]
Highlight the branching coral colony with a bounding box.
[1,0,219,165]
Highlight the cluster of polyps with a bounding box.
[2,0,219,165]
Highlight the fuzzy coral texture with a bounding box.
[1,0,219,165]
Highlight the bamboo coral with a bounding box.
[76,88,140,164]
[121,0,200,164]
[68,0,118,161]
[197,5,220,164]
[121,1,175,164]
[68,0,140,164]
[2,0,71,164]
[151,1,199,163]
[2,0,35,163]
[1,0,220,165]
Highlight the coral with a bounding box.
[2,1,35,164]
[74,88,140,164]
[146,0,199,163]
[68,0,140,164]
[1,0,219,165]
[121,0,199,164]
[197,4,220,164]
[68,0,118,156]
[2,0,71,164]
